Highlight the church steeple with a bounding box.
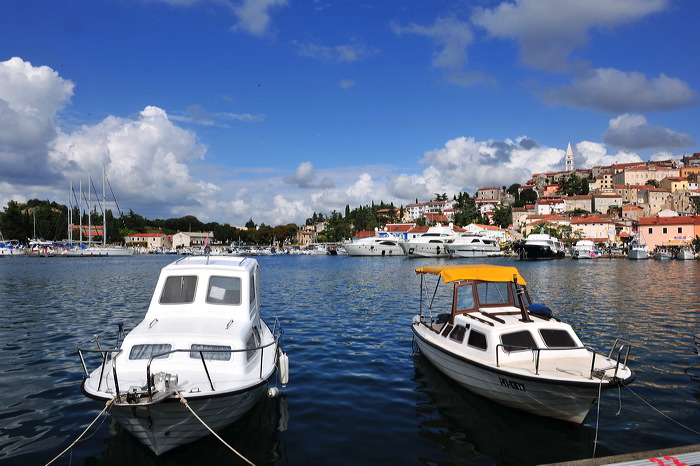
[565,142,574,172]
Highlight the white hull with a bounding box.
[413,324,613,424]
[628,247,648,260]
[399,242,450,257]
[62,246,135,256]
[95,384,267,455]
[343,243,403,257]
[447,247,502,258]
[677,249,696,260]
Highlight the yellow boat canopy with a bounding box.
[414,264,527,285]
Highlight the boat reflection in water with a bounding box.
[90,392,289,464]
[411,354,612,465]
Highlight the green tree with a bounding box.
[492,204,512,228]
[520,188,538,205]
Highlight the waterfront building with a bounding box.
[124,233,172,250]
[172,231,214,249]
[637,215,700,250]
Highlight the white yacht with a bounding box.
[399,224,460,258]
[79,256,289,455]
[446,233,502,258]
[571,239,597,259]
[343,232,404,257]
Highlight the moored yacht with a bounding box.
[399,224,460,258]
[571,239,597,259]
[343,233,404,256]
[78,255,289,455]
[410,264,634,424]
[446,233,502,258]
[513,233,565,260]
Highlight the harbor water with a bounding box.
[0,254,699,465]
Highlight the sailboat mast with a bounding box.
[102,165,106,247]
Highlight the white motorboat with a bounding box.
[78,255,289,455]
[676,247,696,260]
[0,235,24,256]
[571,240,597,259]
[411,264,634,424]
[399,224,459,258]
[652,248,673,260]
[513,233,565,260]
[627,232,649,260]
[446,233,502,258]
[343,234,404,257]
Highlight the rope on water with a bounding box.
[174,390,254,466]
[45,396,116,466]
[623,384,700,437]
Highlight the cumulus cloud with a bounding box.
[472,0,667,73]
[0,57,74,185]
[391,16,489,86]
[48,106,210,216]
[603,114,695,151]
[541,68,697,113]
[283,161,335,189]
[293,39,380,63]
[231,0,288,36]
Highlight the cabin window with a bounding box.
[441,323,453,337]
[250,274,256,304]
[449,325,466,343]
[467,330,487,350]
[455,283,476,312]
[206,276,241,305]
[476,281,512,307]
[160,276,197,304]
[539,329,577,348]
[190,344,231,361]
[129,344,172,360]
[501,330,537,353]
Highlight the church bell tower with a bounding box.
[565,143,574,172]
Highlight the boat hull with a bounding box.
[515,245,565,260]
[343,244,404,256]
[628,249,648,260]
[446,246,502,258]
[83,382,268,455]
[412,323,627,424]
[399,242,450,258]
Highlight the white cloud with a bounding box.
[293,39,380,63]
[283,161,335,189]
[574,140,642,166]
[541,68,697,113]
[391,16,489,86]
[0,57,74,186]
[231,0,288,36]
[603,113,695,151]
[472,0,668,72]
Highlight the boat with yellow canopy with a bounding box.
[411,264,634,424]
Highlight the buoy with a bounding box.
[278,351,289,386]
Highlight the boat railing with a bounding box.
[78,327,283,403]
[496,343,631,379]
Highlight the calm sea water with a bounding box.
[1,254,699,465]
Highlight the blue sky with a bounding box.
[1,0,698,227]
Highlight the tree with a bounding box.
[520,188,538,205]
[492,204,512,228]
[645,179,660,188]
[245,218,256,230]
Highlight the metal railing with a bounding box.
[78,318,284,402]
[496,340,631,380]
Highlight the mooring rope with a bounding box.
[45,396,116,466]
[174,390,254,466]
[623,384,700,437]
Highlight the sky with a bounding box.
[1,0,698,227]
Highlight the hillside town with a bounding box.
[2,145,699,257]
[114,144,700,256]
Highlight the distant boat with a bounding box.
[62,167,135,257]
[399,224,459,258]
[571,240,597,259]
[676,246,696,260]
[653,248,673,260]
[0,232,24,256]
[627,231,649,260]
[513,233,565,260]
[343,232,404,257]
[445,233,502,258]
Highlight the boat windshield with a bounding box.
[476,281,512,307]
[160,276,197,304]
[207,276,241,305]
